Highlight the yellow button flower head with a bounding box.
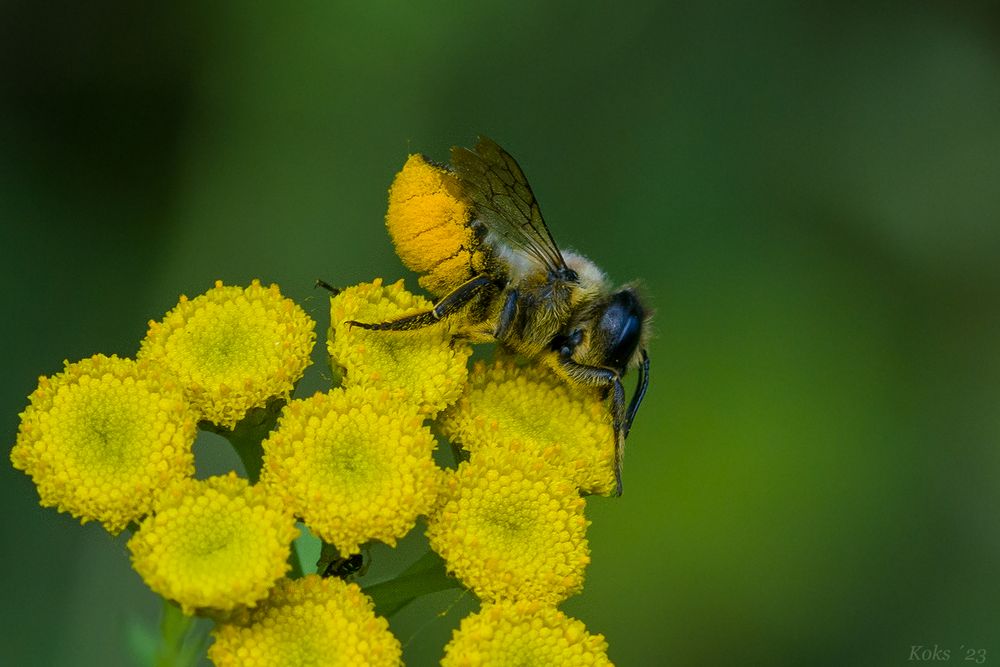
[261,386,440,555]
[138,280,315,429]
[327,279,471,415]
[440,358,616,495]
[442,600,614,667]
[128,473,298,614]
[10,354,197,534]
[426,445,590,605]
[209,575,402,667]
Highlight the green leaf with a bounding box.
[363,550,463,618]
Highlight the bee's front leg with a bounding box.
[624,350,650,438]
[493,289,519,341]
[554,358,627,496]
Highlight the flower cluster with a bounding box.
[13,281,315,618]
[11,152,623,665]
[428,358,616,662]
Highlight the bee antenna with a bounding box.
[315,279,341,295]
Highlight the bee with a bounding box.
[350,137,650,495]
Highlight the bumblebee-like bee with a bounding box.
[351,137,651,495]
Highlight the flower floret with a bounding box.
[440,358,616,495]
[327,279,471,415]
[138,279,315,429]
[426,445,590,604]
[442,600,613,667]
[10,354,197,534]
[261,386,441,555]
[128,473,298,613]
[209,575,402,667]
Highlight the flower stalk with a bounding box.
[154,599,209,667]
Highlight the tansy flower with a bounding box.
[440,358,617,495]
[138,280,315,429]
[208,575,402,667]
[441,600,614,667]
[384,153,486,297]
[327,279,471,415]
[10,354,196,534]
[426,445,590,605]
[261,386,441,555]
[128,473,298,614]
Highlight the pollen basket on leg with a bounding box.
[385,154,484,296]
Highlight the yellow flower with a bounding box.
[426,446,590,605]
[442,600,613,667]
[440,358,616,495]
[261,386,441,555]
[384,153,486,296]
[209,575,402,667]
[128,473,298,614]
[10,354,196,534]
[327,279,471,415]
[138,280,315,429]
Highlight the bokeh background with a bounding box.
[3,2,999,665]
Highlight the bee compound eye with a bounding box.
[601,291,645,371]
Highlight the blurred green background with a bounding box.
[3,2,999,665]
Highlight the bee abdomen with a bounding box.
[385,154,487,296]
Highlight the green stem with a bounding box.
[154,599,195,667]
[288,540,305,578]
[209,398,286,483]
[207,399,306,578]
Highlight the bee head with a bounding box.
[551,286,649,373]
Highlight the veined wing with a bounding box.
[450,136,568,275]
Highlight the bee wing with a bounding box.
[450,136,569,274]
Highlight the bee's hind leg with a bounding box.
[347,274,495,331]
